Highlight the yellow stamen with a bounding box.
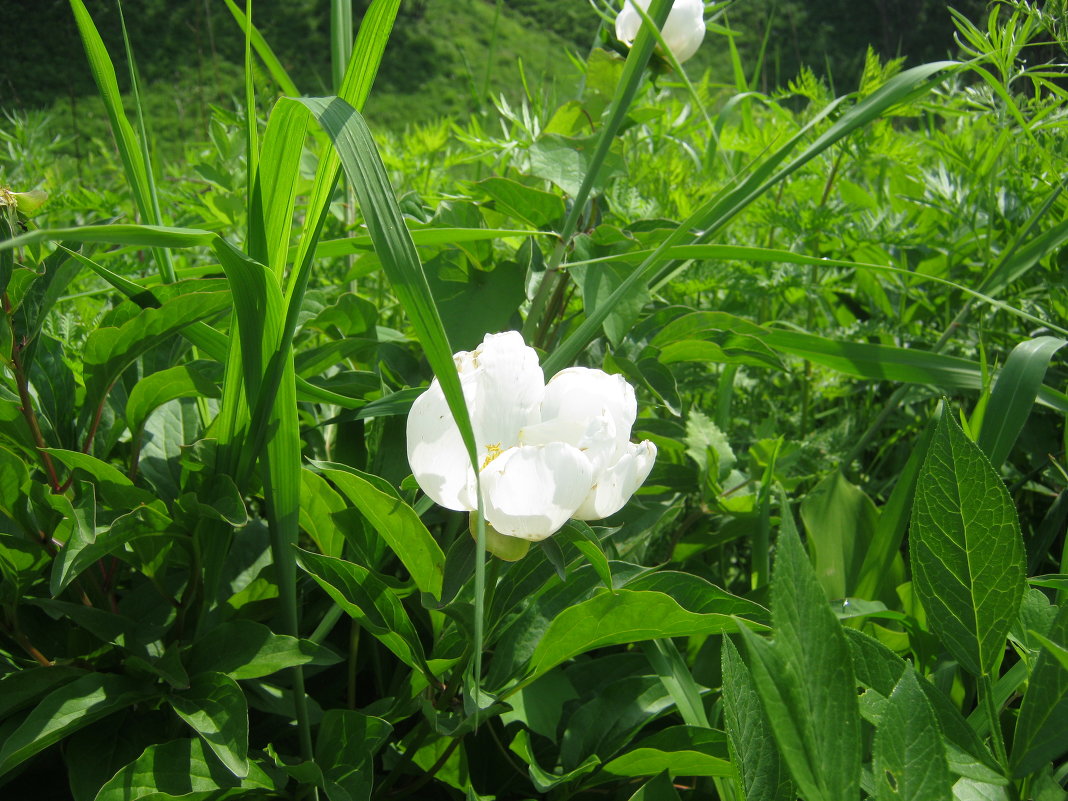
[481,443,503,470]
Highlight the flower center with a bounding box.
[481,443,503,471]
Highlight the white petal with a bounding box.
[480,444,594,541]
[574,440,657,520]
[614,0,649,46]
[661,0,705,63]
[465,331,544,465]
[541,367,636,466]
[406,380,477,511]
[407,331,544,511]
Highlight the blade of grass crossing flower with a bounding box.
[222,0,300,98]
[68,0,175,282]
[977,337,1066,469]
[522,0,675,341]
[295,95,492,693]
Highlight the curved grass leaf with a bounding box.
[910,407,1026,677]
[169,672,249,779]
[872,667,954,801]
[977,336,1066,469]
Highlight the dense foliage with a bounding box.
[1,1,1068,800]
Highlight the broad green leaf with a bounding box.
[872,667,954,801]
[95,738,277,801]
[299,468,349,559]
[169,672,249,779]
[0,666,86,720]
[81,288,231,411]
[721,638,794,801]
[800,469,879,599]
[0,673,155,776]
[623,571,769,621]
[600,726,731,778]
[126,362,223,435]
[186,620,341,680]
[555,520,613,592]
[315,709,393,801]
[1011,603,1068,776]
[910,407,1026,677]
[473,177,565,228]
[0,444,30,518]
[528,589,752,681]
[319,466,445,599]
[509,728,600,792]
[42,448,156,509]
[977,336,1066,469]
[737,505,861,801]
[0,533,49,604]
[295,548,430,675]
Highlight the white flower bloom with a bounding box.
[615,0,706,64]
[406,331,657,546]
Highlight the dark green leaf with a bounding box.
[169,672,249,778]
[186,620,341,680]
[1011,603,1068,776]
[910,406,1026,676]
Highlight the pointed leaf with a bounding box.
[910,407,1026,676]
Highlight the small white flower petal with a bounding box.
[573,440,657,520]
[406,381,477,512]
[480,443,594,541]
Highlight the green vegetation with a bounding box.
[1,0,1068,799]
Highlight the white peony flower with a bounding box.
[406,332,657,549]
[615,0,706,64]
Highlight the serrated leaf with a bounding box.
[721,638,794,801]
[872,667,954,801]
[910,406,1026,676]
[737,505,861,801]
